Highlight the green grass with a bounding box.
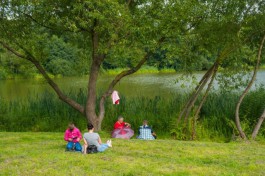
[0,66,175,80]
[0,132,264,176]
[102,66,176,75]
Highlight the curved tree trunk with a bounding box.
[251,35,265,140]
[235,34,265,140]
[252,109,265,140]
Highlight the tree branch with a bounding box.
[252,109,265,140]
[191,64,218,140]
[21,12,87,33]
[98,37,165,119]
[0,41,27,59]
[127,0,133,6]
[0,40,85,115]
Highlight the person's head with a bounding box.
[68,122,75,131]
[143,120,148,126]
[87,123,94,131]
[118,116,124,123]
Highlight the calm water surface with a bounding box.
[0,71,264,101]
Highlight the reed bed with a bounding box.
[0,87,264,141]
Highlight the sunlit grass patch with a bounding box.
[102,66,176,75]
[0,132,264,175]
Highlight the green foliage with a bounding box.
[1,88,265,141]
[0,49,37,79]
[43,35,79,76]
[0,33,91,78]
[1,0,265,79]
[0,67,8,79]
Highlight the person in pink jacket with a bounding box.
[64,123,82,152]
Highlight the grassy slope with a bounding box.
[0,132,264,176]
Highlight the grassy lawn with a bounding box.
[0,132,264,176]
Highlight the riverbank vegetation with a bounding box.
[1,87,264,141]
[1,1,265,140]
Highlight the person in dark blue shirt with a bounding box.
[138,120,157,140]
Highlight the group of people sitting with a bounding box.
[64,123,112,153]
[64,116,156,153]
[113,116,156,140]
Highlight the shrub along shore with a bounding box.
[1,65,265,80]
[1,87,265,142]
[0,66,176,80]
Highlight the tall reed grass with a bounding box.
[0,87,264,141]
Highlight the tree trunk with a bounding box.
[191,65,218,140]
[251,35,265,140]
[178,62,217,124]
[85,19,104,131]
[194,67,218,119]
[251,109,265,140]
[85,59,101,129]
[235,34,265,140]
[183,69,214,123]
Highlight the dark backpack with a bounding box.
[86,145,98,154]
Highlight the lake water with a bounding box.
[0,71,264,101]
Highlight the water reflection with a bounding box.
[0,71,264,101]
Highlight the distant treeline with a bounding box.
[3,35,264,80]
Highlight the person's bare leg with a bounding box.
[107,140,112,147]
[83,144,88,154]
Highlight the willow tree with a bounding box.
[234,4,265,139]
[174,0,265,138]
[0,0,204,130]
